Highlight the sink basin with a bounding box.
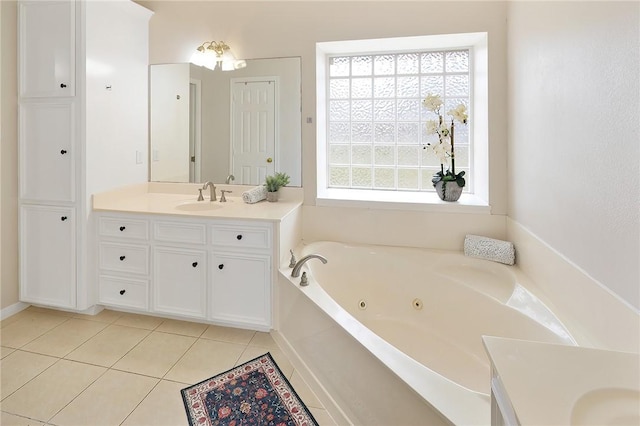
[570,388,640,425]
[175,201,223,211]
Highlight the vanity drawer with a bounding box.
[154,221,206,245]
[99,216,149,241]
[99,275,148,310]
[211,224,272,250]
[99,242,149,275]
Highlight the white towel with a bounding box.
[242,185,267,204]
[464,234,516,265]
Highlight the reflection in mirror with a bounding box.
[149,57,301,186]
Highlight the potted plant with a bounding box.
[264,172,290,202]
[422,94,468,202]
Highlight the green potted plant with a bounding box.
[264,172,290,202]
[422,93,468,202]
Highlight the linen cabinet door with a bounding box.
[152,247,207,319]
[19,205,75,308]
[210,252,271,330]
[19,102,75,202]
[19,0,75,98]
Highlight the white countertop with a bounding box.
[483,336,640,425]
[92,182,303,222]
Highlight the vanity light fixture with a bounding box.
[190,41,247,71]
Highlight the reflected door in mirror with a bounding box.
[231,79,275,185]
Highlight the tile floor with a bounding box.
[0,307,337,426]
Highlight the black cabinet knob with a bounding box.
[119,289,126,295]
[192,262,198,267]
[119,255,126,261]
[119,226,126,231]
[60,149,67,155]
[236,234,243,240]
[60,83,67,88]
[60,216,68,221]
[218,264,224,270]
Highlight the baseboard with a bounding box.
[506,218,639,353]
[1,302,30,320]
[271,330,352,426]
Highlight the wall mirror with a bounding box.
[149,57,302,186]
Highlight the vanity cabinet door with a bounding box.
[210,252,271,329]
[19,102,75,202]
[19,0,75,98]
[153,246,207,319]
[20,205,76,308]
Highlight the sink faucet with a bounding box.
[226,174,235,184]
[202,181,217,201]
[291,254,328,278]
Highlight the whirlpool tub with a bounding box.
[275,241,576,425]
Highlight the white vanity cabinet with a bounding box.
[152,220,208,319]
[209,223,273,328]
[18,0,152,311]
[96,213,275,330]
[19,0,75,98]
[97,215,150,310]
[20,205,76,309]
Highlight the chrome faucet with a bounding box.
[225,174,235,184]
[202,181,217,201]
[291,254,328,278]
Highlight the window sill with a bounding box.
[316,188,491,214]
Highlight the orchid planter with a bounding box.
[434,180,464,202]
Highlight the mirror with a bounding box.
[149,57,301,186]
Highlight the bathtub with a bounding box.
[275,241,576,425]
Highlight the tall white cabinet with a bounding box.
[18,0,152,311]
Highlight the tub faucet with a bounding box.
[291,254,327,278]
[202,181,217,201]
[225,174,235,184]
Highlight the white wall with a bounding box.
[507,1,639,309]
[1,0,19,310]
[138,0,510,250]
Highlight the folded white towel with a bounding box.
[464,234,515,265]
[242,185,267,204]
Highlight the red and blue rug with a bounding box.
[181,352,319,426]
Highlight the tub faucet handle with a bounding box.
[289,249,297,268]
[300,272,308,286]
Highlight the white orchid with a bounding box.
[422,93,469,190]
[422,94,443,112]
[425,120,439,135]
[429,141,451,164]
[448,104,468,124]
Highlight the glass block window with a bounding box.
[326,50,471,191]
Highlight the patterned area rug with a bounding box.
[181,352,319,426]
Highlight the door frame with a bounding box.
[189,78,202,183]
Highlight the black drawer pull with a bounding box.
[60,216,68,221]
[60,149,67,155]
[60,83,67,88]
[119,289,126,295]
[119,226,126,231]
[119,255,126,261]
[218,264,224,270]
[192,262,198,267]
[236,234,243,240]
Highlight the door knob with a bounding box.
[266,157,273,163]
[60,150,67,155]
[119,289,126,295]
